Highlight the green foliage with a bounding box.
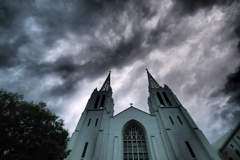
[0,89,71,160]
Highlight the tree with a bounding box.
[0,89,71,160]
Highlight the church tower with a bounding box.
[66,72,114,160]
[66,70,221,160]
[146,69,220,160]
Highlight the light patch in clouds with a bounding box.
[42,74,64,88]
[24,17,43,34]
[44,36,86,63]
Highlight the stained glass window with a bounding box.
[123,125,149,160]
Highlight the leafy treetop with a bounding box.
[0,89,71,160]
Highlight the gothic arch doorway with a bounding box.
[123,120,149,160]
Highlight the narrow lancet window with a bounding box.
[157,92,165,106]
[87,119,91,126]
[123,125,149,160]
[94,95,100,109]
[95,118,98,127]
[100,95,105,108]
[163,92,172,106]
[169,116,174,125]
[81,142,88,158]
[177,116,183,125]
[185,141,196,158]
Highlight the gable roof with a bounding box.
[113,106,151,117]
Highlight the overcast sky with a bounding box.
[1,0,240,143]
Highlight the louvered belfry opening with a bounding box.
[123,125,149,160]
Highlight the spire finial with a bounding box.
[100,71,112,91]
[146,69,161,89]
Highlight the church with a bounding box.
[66,70,222,160]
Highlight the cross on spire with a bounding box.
[100,71,112,91]
[146,69,161,89]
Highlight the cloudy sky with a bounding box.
[1,0,240,143]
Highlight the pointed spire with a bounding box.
[146,69,161,89]
[100,71,112,91]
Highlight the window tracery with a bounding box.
[123,125,149,160]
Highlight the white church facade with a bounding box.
[66,70,222,160]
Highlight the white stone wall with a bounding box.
[67,105,222,160]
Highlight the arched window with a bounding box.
[157,92,165,106]
[94,95,100,109]
[100,95,105,108]
[163,92,172,106]
[123,125,149,160]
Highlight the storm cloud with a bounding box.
[0,0,240,142]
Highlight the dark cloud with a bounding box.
[175,0,217,15]
[235,22,240,37]
[174,0,236,15]
[0,35,29,68]
[0,0,163,98]
[0,1,18,28]
[1,0,238,97]
[222,65,240,105]
[235,22,240,52]
[1,0,240,142]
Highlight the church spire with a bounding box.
[146,69,161,89]
[100,71,112,91]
